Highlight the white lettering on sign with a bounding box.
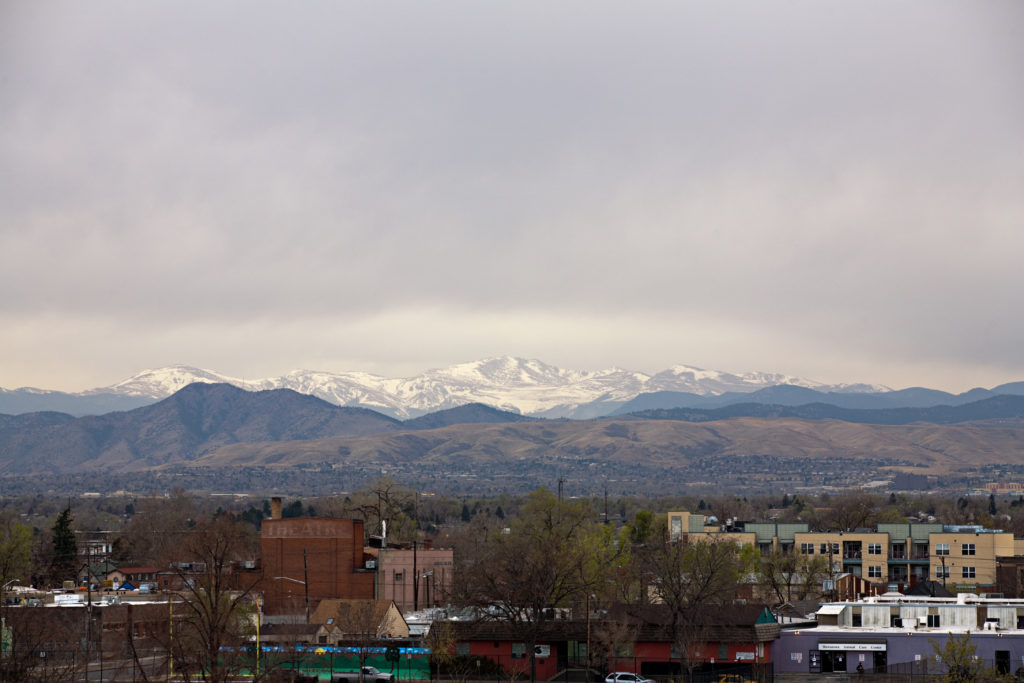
[818,643,886,652]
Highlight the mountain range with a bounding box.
[6,355,1005,419]
[5,381,1024,487]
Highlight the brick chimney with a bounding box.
[271,497,282,520]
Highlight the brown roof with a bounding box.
[310,599,403,628]
[449,603,780,645]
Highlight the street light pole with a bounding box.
[272,576,309,624]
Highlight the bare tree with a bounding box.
[319,478,419,544]
[457,488,612,683]
[325,600,387,682]
[821,491,880,531]
[116,489,197,566]
[590,618,639,676]
[757,549,828,605]
[160,516,261,683]
[644,537,752,679]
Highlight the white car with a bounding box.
[605,673,654,683]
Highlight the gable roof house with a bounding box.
[311,599,409,645]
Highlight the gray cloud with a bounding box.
[2,1,1023,391]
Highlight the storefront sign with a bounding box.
[818,643,886,652]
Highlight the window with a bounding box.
[927,614,941,628]
[962,543,976,556]
[936,543,950,555]
[800,543,815,555]
[936,566,950,578]
[820,542,839,556]
[670,516,683,542]
[456,643,471,656]
[868,566,882,578]
[868,543,882,555]
[962,566,976,579]
[512,643,527,659]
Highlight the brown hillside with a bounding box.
[190,417,1024,476]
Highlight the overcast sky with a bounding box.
[2,1,1023,393]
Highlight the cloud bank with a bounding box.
[2,1,1023,391]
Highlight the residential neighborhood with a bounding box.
[9,490,1024,681]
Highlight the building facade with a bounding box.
[373,546,454,611]
[775,595,1024,677]
[261,516,375,617]
[668,512,1021,593]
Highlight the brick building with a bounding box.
[260,502,374,617]
[373,545,454,611]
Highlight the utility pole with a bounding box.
[85,544,92,683]
[303,549,310,624]
[585,592,592,675]
[412,540,418,611]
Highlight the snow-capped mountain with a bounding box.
[57,357,886,419]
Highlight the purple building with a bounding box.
[775,594,1024,678]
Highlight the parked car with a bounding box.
[331,667,395,683]
[605,673,654,683]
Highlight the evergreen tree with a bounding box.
[461,503,471,523]
[989,494,997,516]
[51,506,78,584]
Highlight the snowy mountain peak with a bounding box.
[52,357,889,418]
[430,356,586,387]
[94,365,247,398]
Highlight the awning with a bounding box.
[816,605,846,615]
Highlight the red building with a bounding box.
[447,603,779,681]
[260,509,375,617]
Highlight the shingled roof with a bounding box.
[447,603,780,644]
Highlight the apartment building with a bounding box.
[667,512,1021,592]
